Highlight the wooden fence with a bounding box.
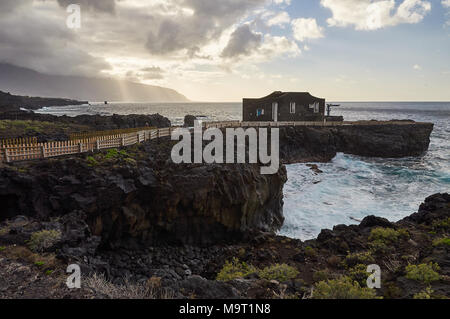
[69,126,156,141]
[0,126,173,164]
[0,120,419,164]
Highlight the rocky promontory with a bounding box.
[0,90,87,112]
[279,121,434,163]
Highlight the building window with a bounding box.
[290,102,296,114]
[256,108,264,117]
[309,102,320,113]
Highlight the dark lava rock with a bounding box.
[0,138,287,246]
[183,115,197,127]
[359,215,394,229]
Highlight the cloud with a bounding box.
[413,64,422,70]
[442,0,450,8]
[321,0,431,30]
[145,0,267,55]
[56,0,116,13]
[292,18,325,42]
[0,0,301,83]
[0,1,110,76]
[221,25,262,58]
[266,11,291,27]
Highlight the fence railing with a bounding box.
[0,127,173,164]
[0,120,420,164]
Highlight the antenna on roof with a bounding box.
[326,104,340,117]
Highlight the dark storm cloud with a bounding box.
[221,24,262,58]
[0,0,272,78]
[0,1,111,76]
[145,0,267,55]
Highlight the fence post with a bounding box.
[4,147,10,163]
[40,145,46,159]
[121,137,125,147]
[79,143,83,153]
[96,139,100,151]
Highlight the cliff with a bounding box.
[0,139,287,246]
[279,122,434,163]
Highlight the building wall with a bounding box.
[243,94,325,122]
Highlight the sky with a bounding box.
[0,0,449,102]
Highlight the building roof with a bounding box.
[244,91,324,102]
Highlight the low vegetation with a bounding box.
[432,217,450,231]
[216,258,258,282]
[368,227,408,254]
[312,276,381,299]
[86,148,138,166]
[304,246,317,258]
[413,287,434,299]
[345,251,375,267]
[348,264,370,286]
[432,237,450,247]
[259,264,299,282]
[85,274,173,299]
[217,258,298,282]
[369,227,401,244]
[405,263,440,284]
[28,230,61,252]
[0,120,89,140]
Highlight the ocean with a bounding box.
[36,102,450,240]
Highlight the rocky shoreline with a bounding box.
[0,117,447,299]
[0,189,448,299]
[0,110,446,299]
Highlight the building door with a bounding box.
[272,102,278,122]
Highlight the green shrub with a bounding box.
[369,227,401,243]
[105,148,129,160]
[432,217,450,231]
[313,269,332,283]
[86,156,98,166]
[405,263,440,284]
[0,246,6,251]
[312,276,381,299]
[28,230,61,252]
[216,258,257,281]
[259,264,299,282]
[432,237,450,247]
[368,240,390,254]
[413,287,433,299]
[348,264,370,286]
[345,251,375,267]
[304,246,317,258]
[34,261,45,267]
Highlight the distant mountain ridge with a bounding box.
[0,63,189,103]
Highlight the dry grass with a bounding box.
[28,230,61,252]
[1,245,57,269]
[85,274,174,299]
